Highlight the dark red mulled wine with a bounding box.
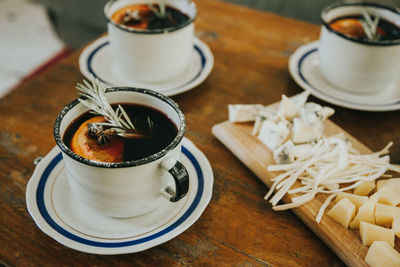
[329,15,400,41]
[111,4,189,30]
[63,103,178,163]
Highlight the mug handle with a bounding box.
[160,159,189,202]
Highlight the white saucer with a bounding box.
[289,41,400,111]
[79,36,214,96]
[26,138,213,255]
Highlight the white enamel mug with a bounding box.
[54,88,189,218]
[319,2,400,94]
[104,0,197,83]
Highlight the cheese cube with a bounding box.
[392,217,400,238]
[392,208,400,238]
[228,104,264,123]
[292,118,323,143]
[350,199,376,229]
[365,241,400,267]
[375,203,395,227]
[327,198,356,228]
[258,120,290,150]
[395,207,400,218]
[377,178,400,191]
[360,221,394,247]
[353,180,376,196]
[370,191,381,201]
[376,187,400,206]
[335,192,368,209]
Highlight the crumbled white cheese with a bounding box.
[292,143,314,160]
[277,95,300,120]
[292,117,323,143]
[228,104,264,123]
[277,92,311,121]
[290,91,310,108]
[252,108,276,136]
[252,116,265,136]
[273,141,295,164]
[258,120,290,150]
[300,102,334,125]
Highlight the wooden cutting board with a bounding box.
[212,119,399,267]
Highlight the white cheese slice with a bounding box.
[292,118,323,143]
[365,241,400,267]
[258,119,290,150]
[228,104,264,123]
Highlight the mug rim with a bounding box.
[104,0,197,34]
[321,1,400,46]
[54,87,186,168]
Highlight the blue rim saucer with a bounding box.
[26,138,213,254]
[79,36,214,96]
[289,41,400,112]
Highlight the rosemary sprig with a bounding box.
[75,77,146,139]
[147,116,154,133]
[360,10,380,41]
[148,0,166,18]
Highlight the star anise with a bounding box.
[87,123,117,145]
[88,123,102,138]
[123,9,141,25]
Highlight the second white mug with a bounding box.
[104,0,197,83]
[318,2,400,94]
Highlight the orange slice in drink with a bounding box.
[70,116,124,163]
[330,18,366,39]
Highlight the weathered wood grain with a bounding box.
[0,0,399,266]
[212,120,382,267]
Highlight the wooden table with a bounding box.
[1,0,399,266]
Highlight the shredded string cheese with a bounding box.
[265,136,400,222]
[316,193,337,223]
